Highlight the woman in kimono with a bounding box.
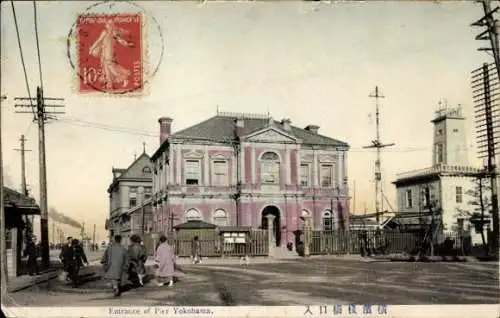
[154,235,176,287]
[127,234,147,287]
[191,236,201,264]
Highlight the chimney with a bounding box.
[281,118,292,131]
[234,117,244,137]
[305,125,319,134]
[158,117,173,144]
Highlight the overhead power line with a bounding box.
[10,1,35,118]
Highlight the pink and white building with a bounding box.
[150,112,350,246]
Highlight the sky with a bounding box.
[0,1,490,241]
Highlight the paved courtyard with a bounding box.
[5,258,499,307]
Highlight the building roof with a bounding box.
[171,113,349,147]
[393,165,483,185]
[218,226,252,233]
[108,152,153,193]
[174,220,218,230]
[3,187,40,213]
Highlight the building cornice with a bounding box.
[393,164,483,185]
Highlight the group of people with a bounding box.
[59,237,89,287]
[100,234,178,297]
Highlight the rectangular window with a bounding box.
[299,164,310,186]
[129,197,137,208]
[422,186,430,208]
[320,164,334,187]
[184,159,201,185]
[129,187,138,200]
[456,186,463,203]
[405,189,413,208]
[212,160,228,186]
[261,162,279,184]
[436,144,444,164]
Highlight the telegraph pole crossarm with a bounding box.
[472,0,500,255]
[14,87,65,269]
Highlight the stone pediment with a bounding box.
[301,155,313,162]
[319,154,338,162]
[244,128,298,143]
[183,150,203,158]
[211,153,230,160]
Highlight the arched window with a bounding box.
[213,209,229,226]
[322,210,334,231]
[186,209,202,222]
[143,167,152,174]
[260,151,280,185]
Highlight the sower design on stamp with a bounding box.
[77,13,143,94]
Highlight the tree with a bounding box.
[455,176,492,255]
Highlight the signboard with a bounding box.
[223,232,247,244]
[234,237,246,243]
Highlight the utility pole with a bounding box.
[14,87,65,269]
[92,223,96,247]
[363,86,395,224]
[81,222,85,241]
[472,63,500,254]
[141,204,146,234]
[15,135,33,227]
[14,135,31,196]
[353,180,356,213]
[52,221,56,245]
[1,94,9,296]
[472,1,500,254]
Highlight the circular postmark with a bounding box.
[66,1,165,96]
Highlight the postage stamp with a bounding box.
[76,13,144,95]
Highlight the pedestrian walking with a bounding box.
[240,233,251,266]
[191,236,201,264]
[23,237,40,276]
[154,235,176,287]
[59,236,73,281]
[101,235,129,297]
[67,239,89,287]
[127,234,147,287]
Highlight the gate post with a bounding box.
[266,215,276,257]
[151,233,159,256]
[303,216,312,257]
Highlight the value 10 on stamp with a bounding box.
[76,13,144,95]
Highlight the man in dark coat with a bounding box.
[101,235,129,297]
[67,239,89,287]
[127,234,147,287]
[24,237,40,276]
[59,237,73,281]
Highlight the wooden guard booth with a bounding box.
[4,187,41,276]
[172,220,218,257]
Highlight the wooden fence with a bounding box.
[141,229,269,257]
[310,230,472,255]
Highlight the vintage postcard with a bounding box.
[0,1,498,318]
